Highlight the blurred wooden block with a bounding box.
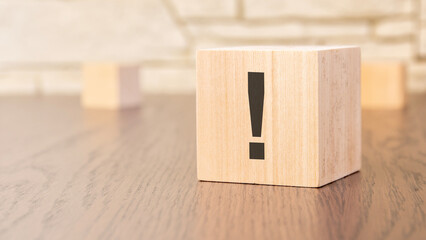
[197,46,361,187]
[361,62,406,109]
[82,63,141,109]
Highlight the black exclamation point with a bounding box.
[248,72,265,160]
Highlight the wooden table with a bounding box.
[0,95,425,240]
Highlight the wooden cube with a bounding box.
[361,61,406,109]
[196,46,361,187]
[82,63,141,109]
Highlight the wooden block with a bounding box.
[361,62,406,109]
[82,63,141,109]
[196,46,361,187]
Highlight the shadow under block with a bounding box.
[196,46,361,187]
[82,63,141,109]
[361,62,406,109]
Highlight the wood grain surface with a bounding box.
[0,94,425,240]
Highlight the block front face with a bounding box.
[82,63,120,108]
[197,49,320,187]
[361,62,406,109]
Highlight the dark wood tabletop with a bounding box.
[0,94,425,240]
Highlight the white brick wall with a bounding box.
[171,0,237,18]
[0,0,426,94]
[375,19,415,37]
[0,70,39,95]
[361,42,414,60]
[188,22,369,39]
[244,0,413,18]
[40,68,82,95]
[0,0,187,62]
[141,67,196,94]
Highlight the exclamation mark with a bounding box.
[248,72,265,160]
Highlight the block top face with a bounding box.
[198,45,359,52]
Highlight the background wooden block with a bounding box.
[361,61,406,109]
[82,63,141,109]
[197,46,361,187]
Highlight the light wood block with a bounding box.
[196,46,361,187]
[361,61,406,109]
[82,63,141,109]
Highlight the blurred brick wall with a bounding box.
[0,0,426,94]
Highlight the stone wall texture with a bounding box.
[0,0,426,94]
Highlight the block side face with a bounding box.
[118,66,141,108]
[361,62,406,109]
[318,48,361,186]
[82,64,120,108]
[196,50,319,187]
